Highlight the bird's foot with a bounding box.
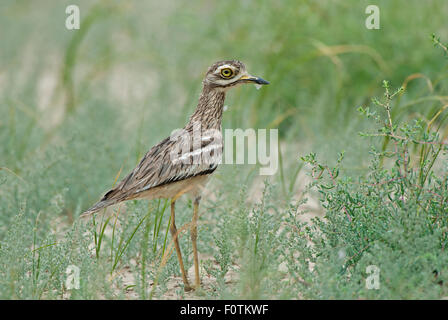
[184,282,201,292]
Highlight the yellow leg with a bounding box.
[191,196,201,289]
[170,200,191,291]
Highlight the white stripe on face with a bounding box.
[215,64,235,73]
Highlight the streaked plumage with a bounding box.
[82,60,269,290]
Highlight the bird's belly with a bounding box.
[133,174,210,201]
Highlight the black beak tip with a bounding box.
[255,77,270,85]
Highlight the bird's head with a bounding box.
[203,60,269,91]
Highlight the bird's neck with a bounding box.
[187,86,225,131]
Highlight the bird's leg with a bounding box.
[170,200,191,291]
[191,196,201,289]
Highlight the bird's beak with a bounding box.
[239,74,270,85]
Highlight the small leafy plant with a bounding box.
[296,80,448,299]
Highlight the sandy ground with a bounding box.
[102,251,239,300]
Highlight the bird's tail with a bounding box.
[80,199,116,218]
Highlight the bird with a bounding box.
[81,60,269,291]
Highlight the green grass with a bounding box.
[1,0,448,299]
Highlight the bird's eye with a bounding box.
[220,68,234,78]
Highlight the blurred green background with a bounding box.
[0,0,447,299]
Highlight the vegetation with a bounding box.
[0,0,447,299]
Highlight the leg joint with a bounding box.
[191,228,197,241]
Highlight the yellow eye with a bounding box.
[220,68,234,78]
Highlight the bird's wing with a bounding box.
[99,134,222,203]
